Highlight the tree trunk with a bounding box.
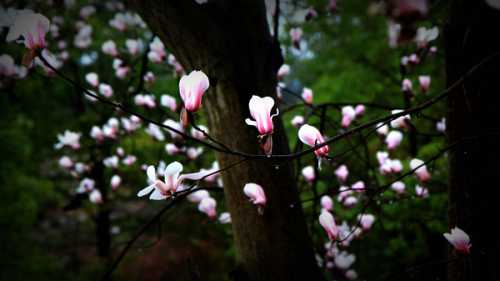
[129,1,322,280]
[445,1,499,281]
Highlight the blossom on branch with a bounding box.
[298,124,329,158]
[443,227,471,255]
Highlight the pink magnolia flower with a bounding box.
[319,210,338,241]
[335,165,349,182]
[89,189,103,204]
[163,119,184,140]
[125,39,142,55]
[160,94,177,112]
[298,124,329,157]
[415,185,429,198]
[85,72,99,87]
[402,78,413,92]
[137,162,209,200]
[436,117,446,133]
[386,130,403,150]
[277,64,290,80]
[143,71,155,84]
[358,214,375,230]
[179,70,210,112]
[390,109,411,129]
[302,87,313,104]
[341,106,356,128]
[243,183,267,213]
[443,227,471,255]
[186,147,203,160]
[410,158,431,182]
[55,130,81,150]
[351,181,365,192]
[77,178,95,193]
[122,155,137,166]
[6,10,50,50]
[103,155,119,168]
[391,181,406,194]
[355,104,365,116]
[187,190,210,203]
[198,197,217,219]
[110,174,121,190]
[58,156,73,169]
[90,126,104,142]
[191,125,209,140]
[102,40,118,56]
[165,143,182,155]
[290,27,303,49]
[409,53,420,64]
[376,122,389,136]
[99,83,113,98]
[291,115,305,128]
[218,212,231,224]
[321,195,333,211]
[343,196,358,208]
[418,75,431,93]
[302,165,315,183]
[245,95,279,136]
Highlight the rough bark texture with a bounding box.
[445,1,499,281]
[129,1,322,280]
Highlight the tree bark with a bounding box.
[129,1,322,280]
[445,1,499,281]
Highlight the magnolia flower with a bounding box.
[351,181,365,192]
[165,143,182,155]
[245,95,279,136]
[186,147,203,160]
[218,212,231,224]
[418,75,431,93]
[415,26,439,48]
[301,87,313,104]
[99,83,113,98]
[122,155,137,166]
[334,252,356,270]
[376,122,389,135]
[58,156,73,169]
[415,185,429,198]
[402,78,413,92]
[443,227,471,255]
[409,53,420,64]
[102,40,118,56]
[343,196,358,208]
[125,39,142,55]
[191,125,208,140]
[302,166,315,183]
[358,214,375,230]
[345,270,358,280]
[380,158,403,174]
[391,181,406,194]
[145,124,165,141]
[55,130,81,150]
[410,158,431,182]
[390,109,410,129]
[305,7,318,21]
[179,70,210,112]
[77,178,95,193]
[291,115,305,128]
[243,183,267,213]
[187,190,210,203]
[89,189,103,204]
[85,72,98,87]
[298,124,329,157]
[198,197,217,219]
[355,104,365,116]
[110,175,121,190]
[376,151,389,165]
[320,195,333,211]
[103,156,119,168]
[290,27,303,48]
[335,165,349,182]
[6,10,50,50]
[319,210,338,240]
[160,94,177,112]
[341,106,356,128]
[277,64,290,79]
[143,71,155,84]
[137,162,208,200]
[386,130,403,150]
[436,118,446,133]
